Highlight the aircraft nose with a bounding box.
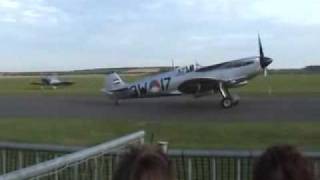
[261,57,273,68]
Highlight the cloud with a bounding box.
[142,0,254,22]
[0,0,69,25]
[0,0,20,8]
[252,0,320,25]
[0,0,319,71]
[141,0,320,26]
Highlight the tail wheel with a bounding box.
[221,98,233,109]
[114,99,120,106]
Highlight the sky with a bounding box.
[0,0,319,72]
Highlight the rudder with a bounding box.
[105,72,127,91]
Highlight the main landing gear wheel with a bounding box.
[220,97,240,109]
[218,82,240,109]
[221,97,233,109]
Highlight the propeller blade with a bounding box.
[258,34,264,58]
[258,34,273,69]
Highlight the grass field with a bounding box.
[0,73,319,96]
[0,75,104,95]
[235,73,320,96]
[0,118,320,150]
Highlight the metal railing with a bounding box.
[0,131,145,180]
[169,149,320,180]
[170,150,258,180]
[0,142,319,180]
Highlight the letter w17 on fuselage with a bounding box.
[101,36,273,108]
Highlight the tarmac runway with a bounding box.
[0,95,319,121]
[0,96,320,121]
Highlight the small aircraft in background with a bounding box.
[102,35,273,108]
[31,75,74,89]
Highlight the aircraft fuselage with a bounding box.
[114,56,268,99]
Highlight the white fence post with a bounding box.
[73,163,78,180]
[187,158,192,180]
[139,137,144,145]
[237,158,241,180]
[35,153,40,180]
[158,141,168,153]
[94,157,98,180]
[1,150,6,174]
[211,158,216,180]
[18,151,23,169]
[108,156,113,180]
[314,161,319,179]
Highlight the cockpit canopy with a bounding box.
[176,63,201,74]
[196,59,256,72]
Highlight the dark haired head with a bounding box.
[253,145,314,180]
[113,145,175,180]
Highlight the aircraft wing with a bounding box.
[178,78,222,94]
[51,81,74,86]
[178,77,248,94]
[159,90,182,97]
[102,87,182,97]
[31,81,74,86]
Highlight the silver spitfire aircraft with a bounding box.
[102,36,273,108]
[31,75,74,89]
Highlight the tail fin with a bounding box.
[104,72,127,92]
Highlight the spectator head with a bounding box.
[113,145,175,180]
[253,145,314,180]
